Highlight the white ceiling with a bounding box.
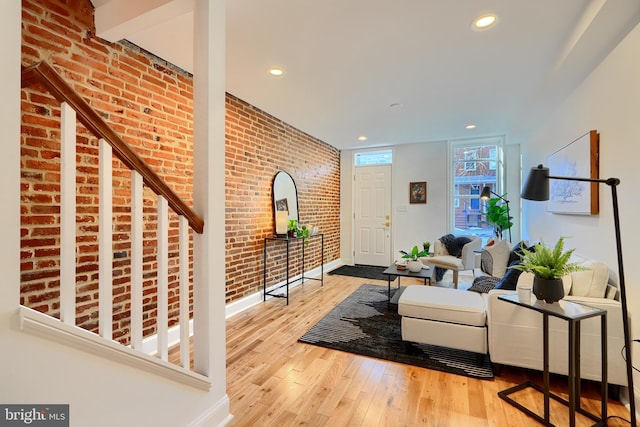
[93,0,640,150]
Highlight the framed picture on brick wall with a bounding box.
[409,182,427,204]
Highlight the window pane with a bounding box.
[354,150,392,165]
[452,143,500,240]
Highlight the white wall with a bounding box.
[0,2,230,426]
[392,141,449,256]
[521,21,640,405]
[341,141,449,264]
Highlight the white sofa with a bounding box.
[399,240,628,386]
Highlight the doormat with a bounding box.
[327,264,394,281]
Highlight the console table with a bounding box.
[263,234,324,304]
[497,293,607,426]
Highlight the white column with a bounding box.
[193,0,228,414]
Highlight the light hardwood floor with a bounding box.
[222,273,631,426]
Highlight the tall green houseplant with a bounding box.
[483,196,513,240]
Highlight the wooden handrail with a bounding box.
[22,62,204,234]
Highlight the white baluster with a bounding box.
[60,102,76,325]
[99,139,112,339]
[179,216,190,368]
[157,196,169,361]
[130,171,143,350]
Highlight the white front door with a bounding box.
[354,165,392,266]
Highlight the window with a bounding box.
[489,148,497,170]
[464,150,477,171]
[354,149,392,166]
[451,138,504,240]
[470,185,480,210]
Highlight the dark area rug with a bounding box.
[299,284,493,379]
[328,264,394,281]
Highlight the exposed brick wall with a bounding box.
[225,94,340,303]
[21,0,195,343]
[21,0,341,340]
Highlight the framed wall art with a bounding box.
[409,182,427,204]
[546,130,599,215]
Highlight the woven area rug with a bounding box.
[327,264,394,281]
[299,284,493,379]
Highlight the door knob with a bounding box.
[384,221,390,227]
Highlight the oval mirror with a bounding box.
[273,171,299,226]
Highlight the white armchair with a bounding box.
[424,235,481,288]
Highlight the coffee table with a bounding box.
[382,264,433,304]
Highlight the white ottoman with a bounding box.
[398,285,488,354]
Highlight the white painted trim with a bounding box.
[19,306,210,390]
[224,259,344,319]
[186,394,232,427]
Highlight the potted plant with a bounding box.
[483,196,513,240]
[400,245,429,273]
[287,219,298,238]
[510,237,584,303]
[422,241,431,255]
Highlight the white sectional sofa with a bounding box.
[486,265,627,386]
[398,238,628,386]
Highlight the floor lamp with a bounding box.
[480,186,512,242]
[521,164,636,426]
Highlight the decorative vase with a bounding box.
[532,277,564,303]
[287,230,296,238]
[407,260,423,273]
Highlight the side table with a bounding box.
[263,233,324,304]
[497,293,607,426]
[382,264,433,305]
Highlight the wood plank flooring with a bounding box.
[222,273,632,426]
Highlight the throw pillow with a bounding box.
[569,262,609,298]
[480,239,510,277]
[508,241,528,265]
[494,260,524,290]
[468,276,500,293]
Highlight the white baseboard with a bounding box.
[225,259,344,319]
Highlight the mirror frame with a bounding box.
[272,171,299,229]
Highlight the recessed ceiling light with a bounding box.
[472,14,498,31]
[267,67,285,77]
[358,136,368,141]
[465,124,477,130]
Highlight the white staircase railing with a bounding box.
[20,61,206,387]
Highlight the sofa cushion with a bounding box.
[570,262,609,298]
[398,285,486,327]
[480,239,510,277]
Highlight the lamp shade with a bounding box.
[480,186,491,200]
[521,164,550,201]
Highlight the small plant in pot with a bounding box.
[510,237,584,303]
[287,219,298,238]
[400,245,429,273]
